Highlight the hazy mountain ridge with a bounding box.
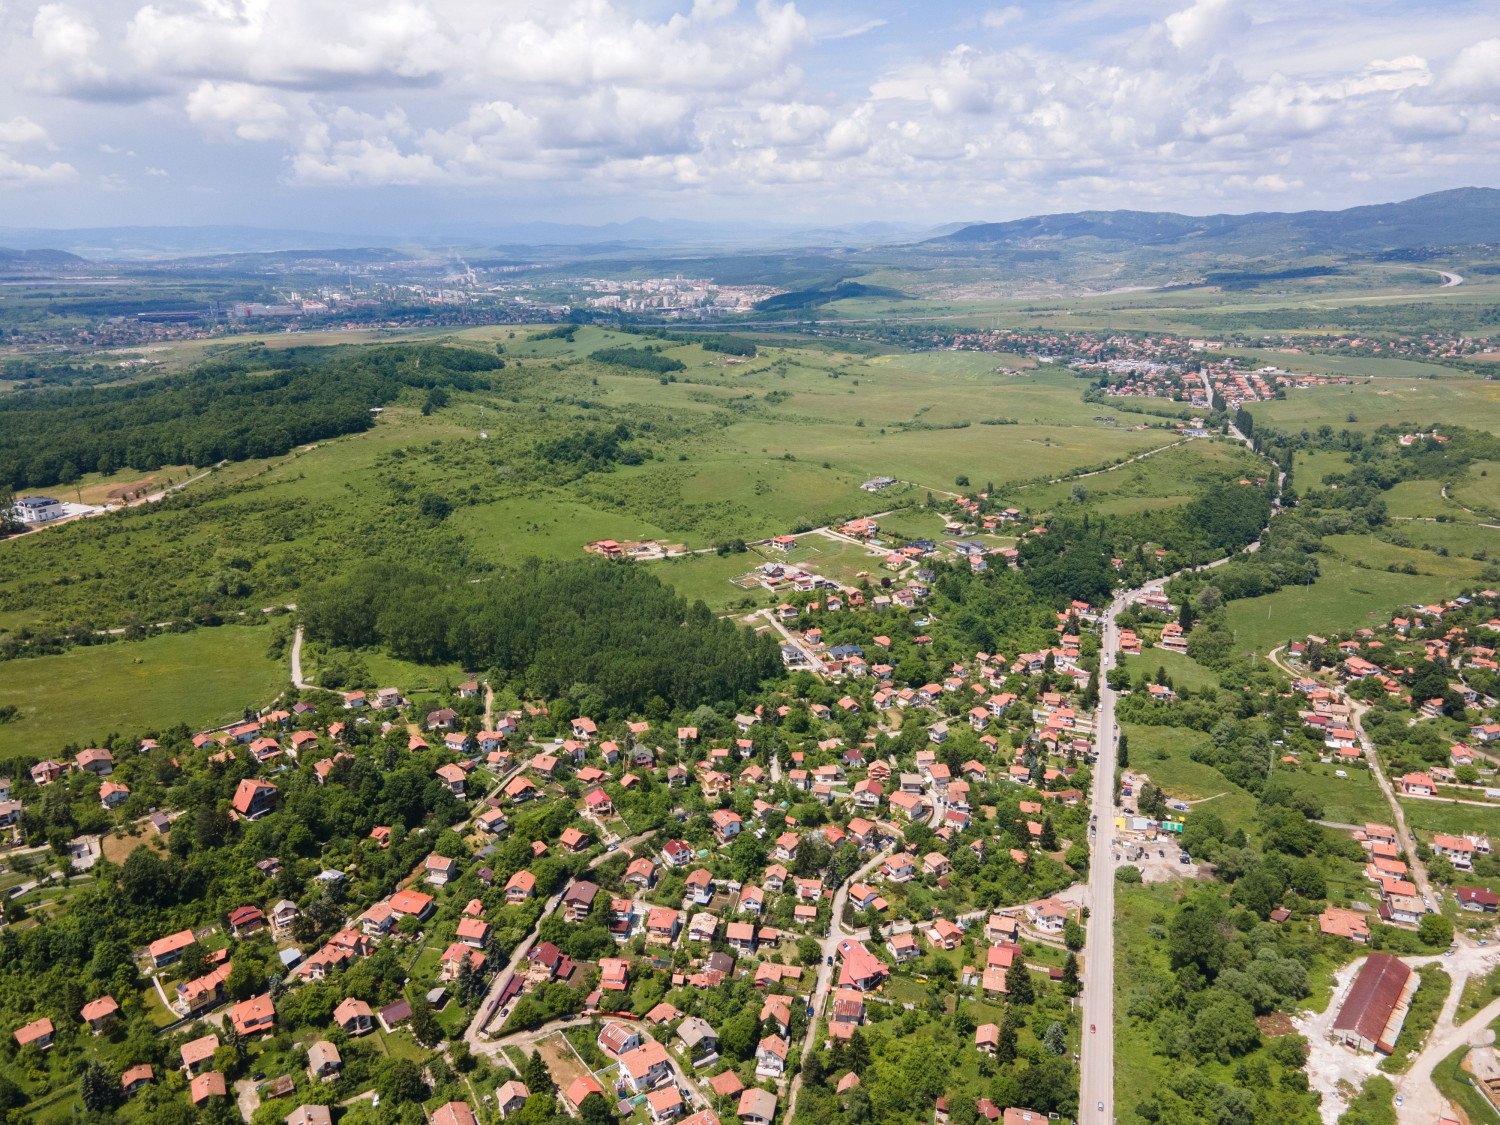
[930,188,1500,255]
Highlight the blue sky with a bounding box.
[0,0,1496,233]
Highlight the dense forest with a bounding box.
[0,344,504,490]
[301,558,781,716]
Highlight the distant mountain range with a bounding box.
[0,218,955,260]
[0,247,88,265]
[0,225,390,259]
[1,189,1495,280]
[928,188,1500,256]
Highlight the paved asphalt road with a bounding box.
[1080,600,1122,1122]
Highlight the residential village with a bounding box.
[5,471,1500,1124]
[0,565,1108,1125]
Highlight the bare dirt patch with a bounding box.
[536,1031,593,1093]
[1257,1013,1296,1037]
[101,831,166,865]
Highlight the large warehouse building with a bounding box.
[1332,953,1417,1054]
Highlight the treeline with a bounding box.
[301,558,780,715]
[0,344,503,490]
[589,346,686,374]
[615,326,759,357]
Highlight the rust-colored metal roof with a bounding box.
[1333,953,1411,1049]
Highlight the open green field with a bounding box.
[0,625,287,760]
[807,265,1500,336]
[1226,545,1486,656]
[2,327,1182,639]
[1123,723,1259,831]
[302,641,469,697]
[1218,349,1464,380]
[1453,461,1500,517]
[1118,649,1221,693]
[1284,762,1390,827]
[1247,377,1500,435]
[1384,518,1498,559]
[643,551,772,612]
[1292,448,1352,487]
[1397,798,1500,843]
[1383,478,1465,520]
[1006,437,1261,516]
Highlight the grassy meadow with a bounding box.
[0,626,288,760]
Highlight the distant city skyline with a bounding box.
[0,0,1496,232]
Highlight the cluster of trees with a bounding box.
[0,343,503,489]
[302,558,780,716]
[588,346,686,374]
[795,1004,1077,1125]
[534,423,647,471]
[1017,519,1118,605]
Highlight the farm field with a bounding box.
[0,625,287,760]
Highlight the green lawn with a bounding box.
[0,625,288,760]
[1118,649,1221,693]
